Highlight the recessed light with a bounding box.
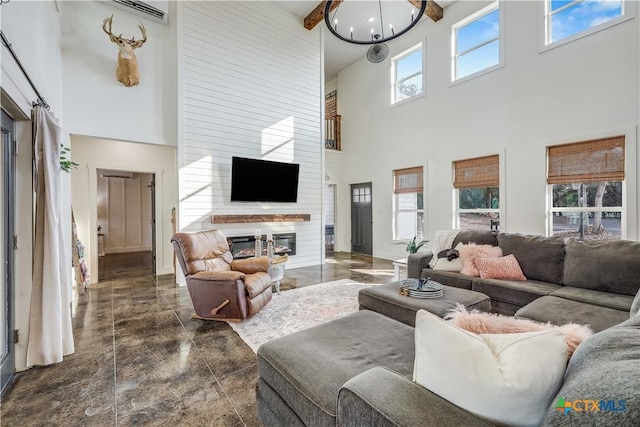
[368,17,375,23]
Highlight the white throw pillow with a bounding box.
[432,257,463,272]
[631,288,640,318]
[413,310,568,427]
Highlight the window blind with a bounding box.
[393,166,423,194]
[547,136,625,185]
[453,155,499,189]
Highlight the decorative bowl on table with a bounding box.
[398,278,444,299]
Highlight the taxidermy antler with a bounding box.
[102,15,147,87]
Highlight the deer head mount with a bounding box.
[102,15,147,87]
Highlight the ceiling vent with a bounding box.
[104,0,169,24]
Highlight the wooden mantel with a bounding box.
[212,214,311,224]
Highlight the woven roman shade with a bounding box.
[394,166,423,194]
[453,155,499,189]
[547,136,625,185]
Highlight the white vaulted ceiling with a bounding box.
[276,0,455,81]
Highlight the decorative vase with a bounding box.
[254,230,263,258]
[267,239,274,259]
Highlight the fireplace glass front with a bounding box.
[227,233,296,259]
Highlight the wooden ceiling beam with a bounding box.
[304,0,343,31]
[408,0,444,23]
[304,0,442,31]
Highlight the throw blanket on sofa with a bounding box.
[429,230,460,268]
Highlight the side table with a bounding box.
[268,254,288,295]
[392,258,408,281]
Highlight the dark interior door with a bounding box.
[1,110,15,395]
[351,182,372,255]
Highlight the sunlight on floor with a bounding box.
[351,268,394,276]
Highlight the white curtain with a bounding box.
[27,106,74,366]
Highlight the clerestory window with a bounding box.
[544,0,631,47]
[391,43,424,105]
[452,1,502,82]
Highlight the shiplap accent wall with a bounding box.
[179,2,323,268]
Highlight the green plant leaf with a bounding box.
[60,144,78,173]
[397,236,429,253]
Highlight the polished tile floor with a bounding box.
[1,251,395,426]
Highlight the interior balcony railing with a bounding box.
[325,115,341,151]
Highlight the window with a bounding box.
[452,1,501,82]
[391,44,423,104]
[547,136,624,240]
[453,155,500,231]
[393,167,424,240]
[545,0,626,45]
[352,186,371,203]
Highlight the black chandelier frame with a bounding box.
[324,0,427,45]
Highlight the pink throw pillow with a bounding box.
[475,254,527,281]
[445,304,592,358]
[457,243,503,277]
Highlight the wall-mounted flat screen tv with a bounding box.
[231,156,300,203]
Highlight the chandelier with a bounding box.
[324,0,427,45]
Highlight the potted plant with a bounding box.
[396,236,429,254]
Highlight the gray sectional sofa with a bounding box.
[257,309,640,426]
[255,231,640,426]
[408,231,640,332]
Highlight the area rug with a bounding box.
[228,279,369,353]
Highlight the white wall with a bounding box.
[61,0,180,280]
[325,151,343,190]
[61,1,177,145]
[324,78,342,244]
[178,2,323,269]
[1,1,69,372]
[325,77,338,94]
[324,184,336,225]
[71,136,177,282]
[336,0,640,260]
[325,150,342,242]
[97,172,153,253]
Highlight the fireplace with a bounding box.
[227,233,296,259]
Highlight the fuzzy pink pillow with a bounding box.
[457,243,503,277]
[475,254,527,281]
[444,304,592,358]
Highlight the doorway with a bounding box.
[324,184,336,255]
[1,110,16,395]
[350,182,372,255]
[96,169,156,281]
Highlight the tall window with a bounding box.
[453,155,500,230]
[547,136,624,240]
[393,167,424,240]
[452,1,501,82]
[545,0,626,45]
[391,44,423,105]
